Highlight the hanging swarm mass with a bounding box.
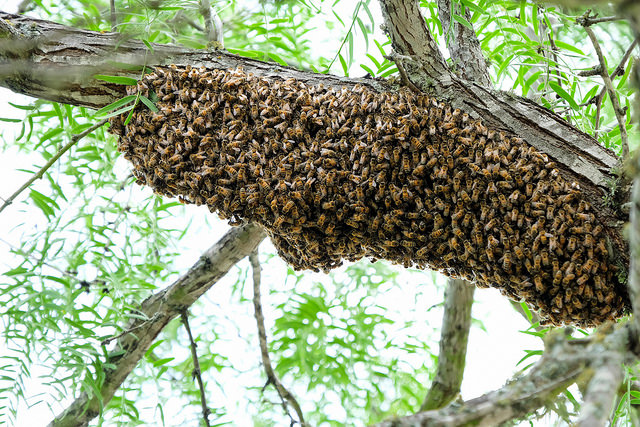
[109,64,629,327]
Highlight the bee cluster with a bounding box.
[109,65,628,327]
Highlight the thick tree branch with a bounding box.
[436,0,491,86]
[420,279,474,411]
[48,224,266,427]
[378,0,451,88]
[576,349,624,426]
[0,10,620,197]
[0,9,631,320]
[377,327,634,427]
[630,176,640,343]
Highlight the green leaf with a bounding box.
[94,75,139,85]
[94,95,137,117]
[267,52,288,66]
[139,95,159,112]
[549,81,579,110]
[338,53,349,76]
[29,189,59,218]
[553,40,585,56]
[452,13,473,30]
[8,102,36,111]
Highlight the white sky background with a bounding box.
[0,0,545,426]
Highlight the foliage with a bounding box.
[0,0,637,426]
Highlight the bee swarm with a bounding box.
[109,65,629,327]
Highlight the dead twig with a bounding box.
[582,23,629,156]
[581,38,638,140]
[109,0,116,32]
[181,310,211,427]
[249,251,306,427]
[577,11,624,27]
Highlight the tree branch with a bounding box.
[576,349,624,426]
[378,0,451,88]
[629,175,640,346]
[48,223,266,427]
[582,24,629,157]
[378,326,635,427]
[249,251,306,426]
[421,278,474,411]
[0,10,621,198]
[0,9,631,324]
[181,311,211,427]
[582,38,638,140]
[436,0,491,86]
[0,118,109,214]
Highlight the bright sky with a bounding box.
[0,1,545,426]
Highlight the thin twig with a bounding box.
[249,251,306,427]
[583,25,629,157]
[181,310,211,427]
[109,0,116,32]
[577,13,624,27]
[0,118,109,214]
[586,39,637,140]
[101,313,162,346]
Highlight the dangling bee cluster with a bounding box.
[109,64,629,327]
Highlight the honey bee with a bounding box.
[322,201,336,210]
[484,218,498,232]
[443,252,455,262]
[596,239,608,256]
[534,276,544,292]
[218,186,233,198]
[282,200,296,214]
[474,231,483,247]
[270,198,279,213]
[273,216,286,228]
[431,229,445,239]
[502,251,512,271]
[450,236,460,251]
[553,294,563,309]
[584,234,594,248]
